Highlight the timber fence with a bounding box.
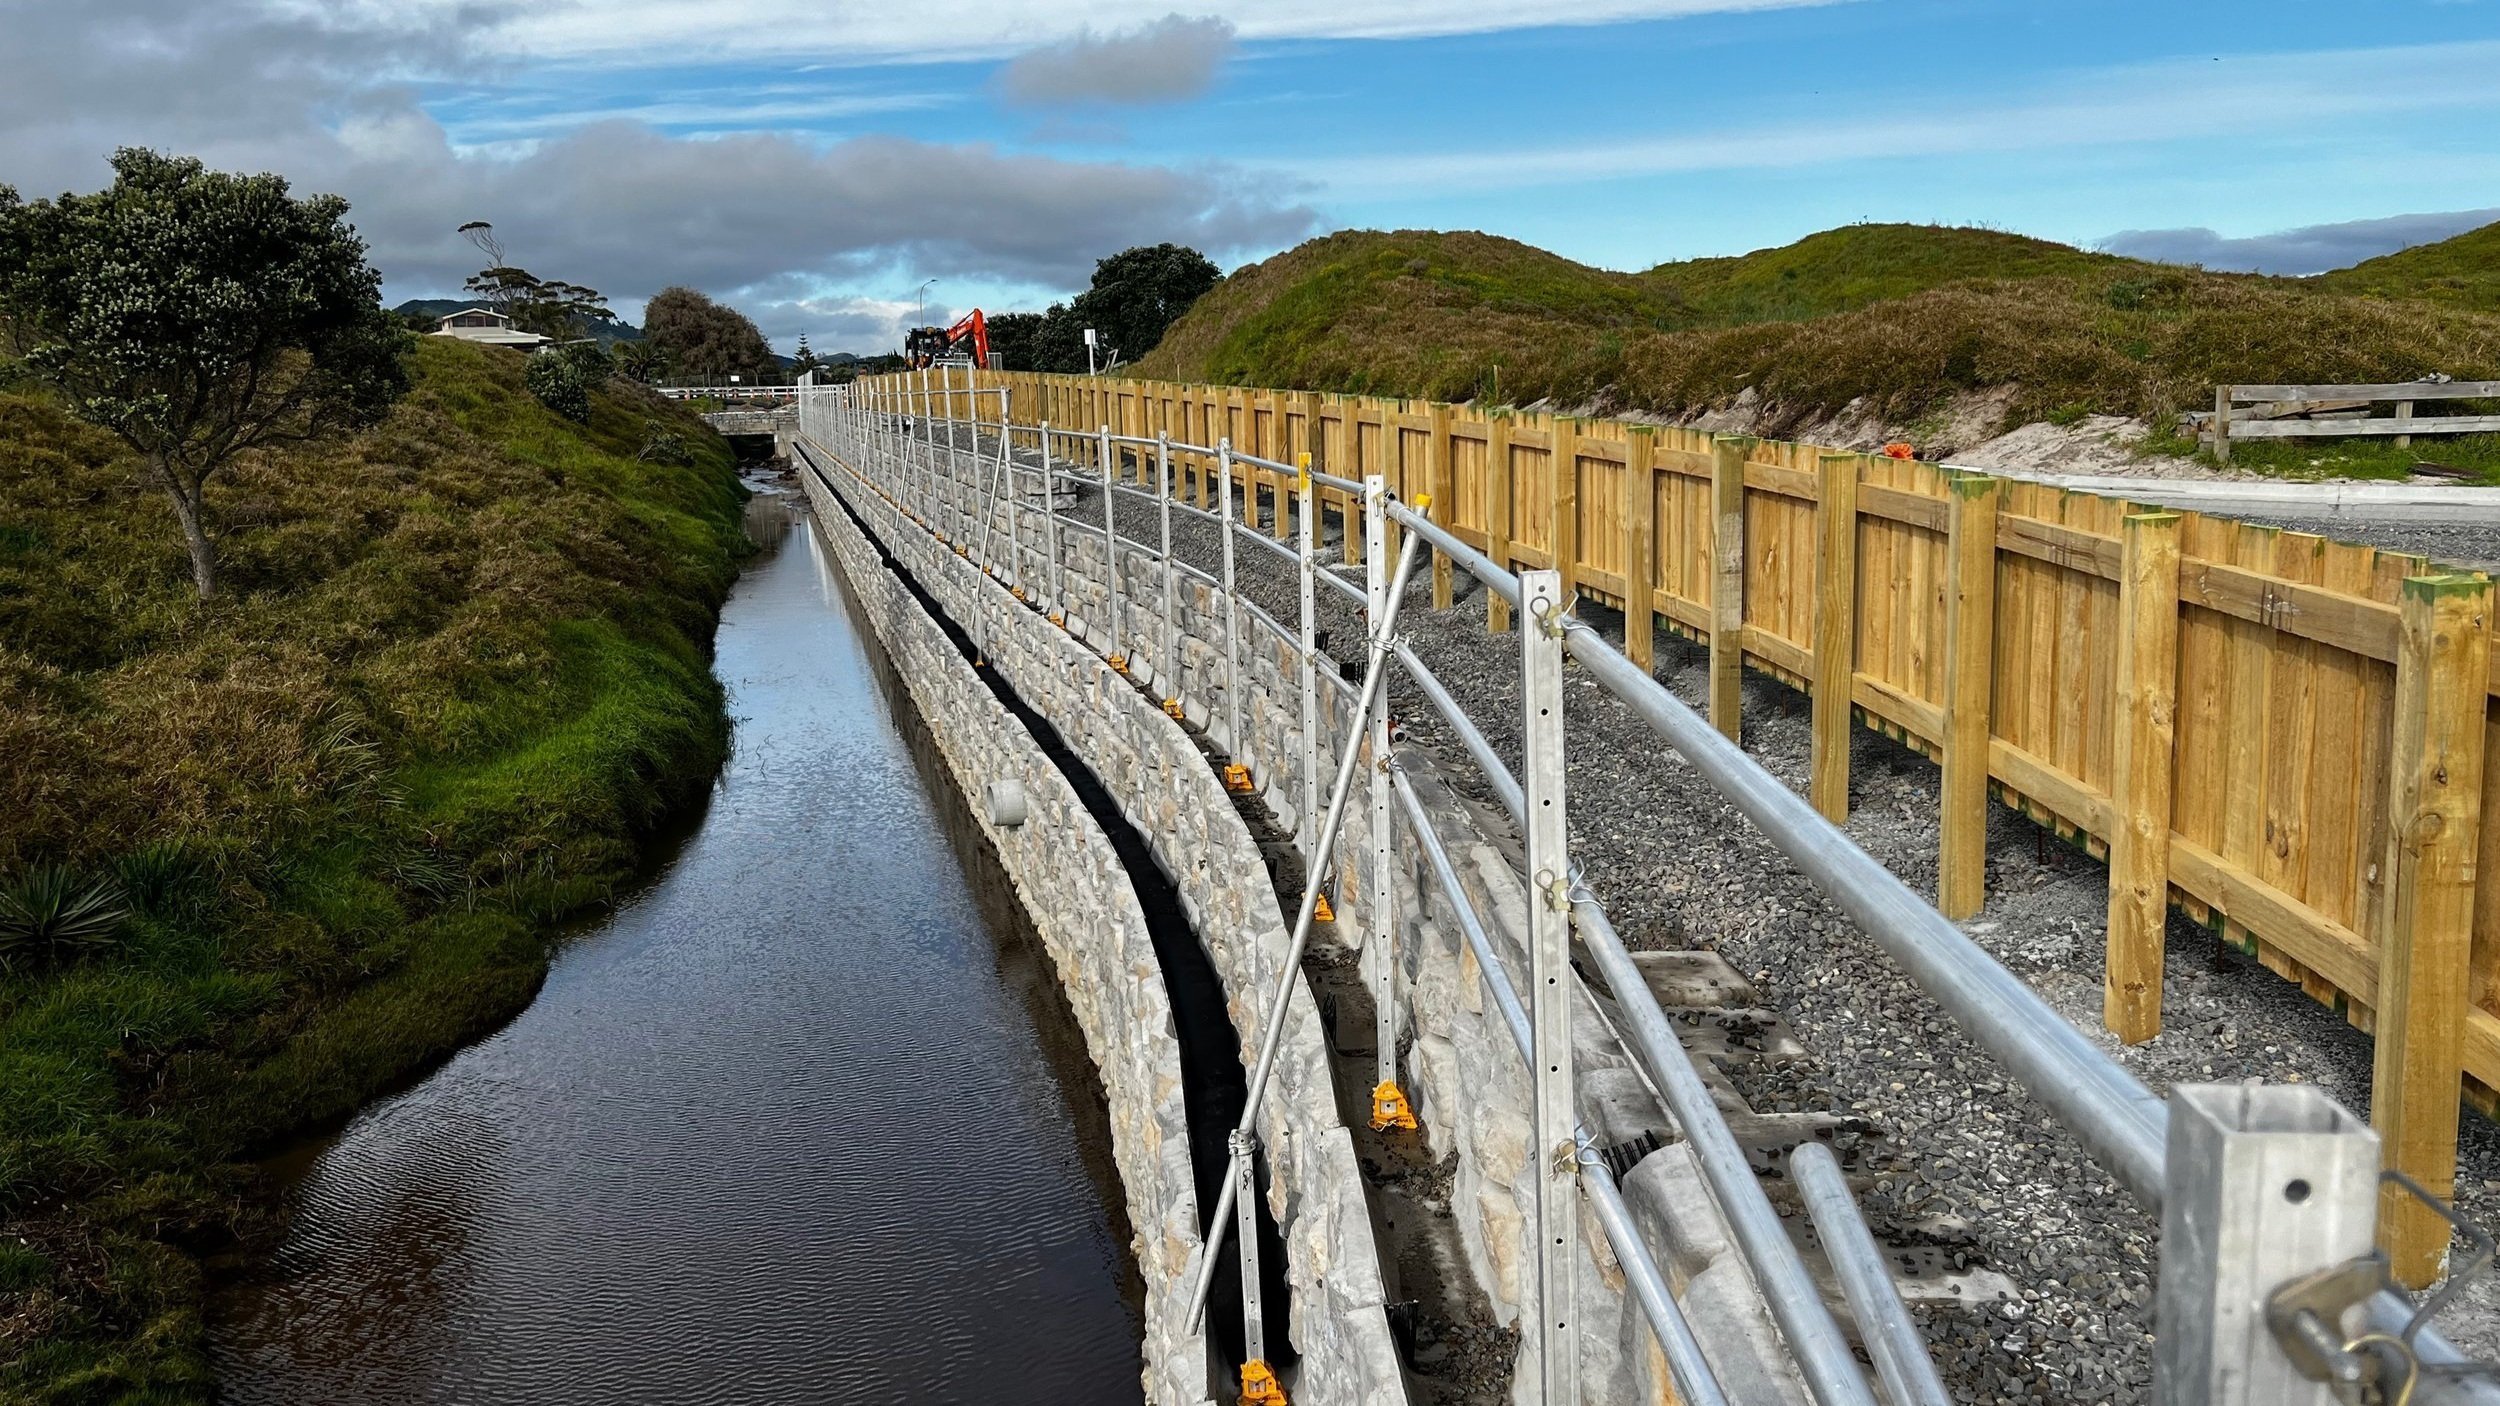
[859,365,2500,1287]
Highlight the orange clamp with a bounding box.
[1222,763,1256,794]
[1312,893,1335,923]
[1371,1080,1418,1132]
[1238,1361,1288,1406]
[1164,698,1186,720]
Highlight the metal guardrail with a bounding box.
[801,373,2500,1406]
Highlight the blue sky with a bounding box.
[6,0,2497,352]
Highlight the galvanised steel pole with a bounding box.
[1218,439,1244,755]
[1518,567,1578,1404]
[1296,456,1320,860]
[1042,423,1063,623]
[1099,424,1121,663]
[1158,436,1177,698]
[1793,1143,1953,1406]
[1186,525,1431,1333]
[1364,475,1411,1131]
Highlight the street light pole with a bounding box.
[916,279,936,329]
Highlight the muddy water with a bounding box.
[209,490,1147,1404]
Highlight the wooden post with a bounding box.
[1488,416,1515,633]
[1429,403,1456,610]
[2397,398,2415,451]
[2212,384,2234,464]
[1939,471,2003,920]
[2103,511,2182,1045]
[1269,390,1291,542]
[1623,430,1657,671]
[1810,453,1860,822]
[2374,573,2492,1287]
[1708,436,1750,742]
[1551,418,1581,599]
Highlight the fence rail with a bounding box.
[860,363,2500,1290]
[2207,380,2500,460]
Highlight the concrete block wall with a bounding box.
[801,445,1409,1406]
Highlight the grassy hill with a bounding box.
[2314,218,2500,315]
[1132,223,2500,453]
[0,337,746,1400]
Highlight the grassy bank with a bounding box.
[1132,225,2500,467]
[0,337,747,1402]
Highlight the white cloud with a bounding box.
[996,14,1236,107]
[341,0,1845,66]
[1282,39,2500,195]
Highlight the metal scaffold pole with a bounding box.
[1219,439,1245,761]
[1100,424,1122,667]
[1041,423,1063,625]
[1158,436,1178,706]
[1188,522,1431,1335]
[1520,566,1578,1402]
[1296,455,1320,860]
[1365,474,1413,1132]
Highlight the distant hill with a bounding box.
[2313,218,2500,315]
[1130,224,2500,443]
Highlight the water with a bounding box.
[209,491,1147,1404]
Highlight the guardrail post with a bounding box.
[2153,1084,2377,1406]
[1939,470,2002,920]
[1488,415,1515,634]
[1220,439,1246,757]
[1520,565,1579,1402]
[2213,384,2235,464]
[2375,573,2492,1286]
[1624,430,1657,672]
[1709,435,1751,743]
[1812,453,1860,822]
[2105,511,2182,1044]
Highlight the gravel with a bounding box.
[925,428,2500,1402]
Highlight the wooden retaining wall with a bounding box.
[861,367,2495,1283]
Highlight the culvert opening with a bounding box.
[812,456,1293,1381]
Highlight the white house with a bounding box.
[431,308,552,351]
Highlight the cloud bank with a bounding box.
[0,0,1317,352]
[2099,208,2500,275]
[996,14,1238,106]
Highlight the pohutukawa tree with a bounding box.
[0,149,410,599]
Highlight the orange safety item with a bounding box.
[1223,763,1256,794]
[1312,893,1335,923]
[1108,653,1129,674]
[1882,442,1917,460]
[1164,698,1186,720]
[1238,1360,1288,1406]
[1049,612,1066,629]
[1371,1080,1418,1132]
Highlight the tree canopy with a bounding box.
[642,286,775,383]
[0,148,409,599]
[987,243,1222,372]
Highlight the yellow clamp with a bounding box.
[1163,698,1186,720]
[1239,1361,1288,1406]
[1371,1079,1418,1132]
[1312,892,1335,923]
[1412,492,1432,513]
[1049,612,1066,629]
[1108,653,1130,674]
[1222,763,1256,794]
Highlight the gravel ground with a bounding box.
[914,427,2500,1402]
[2232,514,2500,575]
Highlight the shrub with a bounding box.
[525,352,591,422]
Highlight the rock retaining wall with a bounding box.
[799,445,1409,1406]
[1002,482,1810,1406]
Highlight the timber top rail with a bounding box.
[2206,379,2500,459]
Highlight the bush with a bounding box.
[525,351,590,422]
[0,864,127,971]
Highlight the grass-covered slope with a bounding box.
[0,336,746,1402]
[2315,218,2500,315]
[1133,224,2500,447]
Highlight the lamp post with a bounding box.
[916,279,936,328]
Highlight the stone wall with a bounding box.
[798,443,1409,1406]
[988,475,1810,1406]
[797,464,1215,1406]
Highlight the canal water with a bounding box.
[209,488,1148,1403]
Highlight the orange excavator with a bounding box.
[904,309,991,369]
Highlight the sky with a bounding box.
[3,0,2496,355]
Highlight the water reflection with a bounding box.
[211,491,1146,1404]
